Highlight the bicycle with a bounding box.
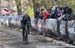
[22,23,29,43]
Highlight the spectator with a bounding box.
[40,9,44,19]
[63,6,69,14]
[42,9,49,20]
[41,9,49,35]
[51,6,59,18]
[58,7,74,21]
[47,9,52,18]
[34,8,40,27]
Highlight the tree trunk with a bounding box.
[15,0,22,15]
[32,0,36,18]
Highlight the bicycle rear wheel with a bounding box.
[24,25,28,42]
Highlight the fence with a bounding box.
[31,18,75,41]
[0,16,75,41]
[0,16,22,27]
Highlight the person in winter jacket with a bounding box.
[42,9,49,20]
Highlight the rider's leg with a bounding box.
[22,27,25,41]
[27,24,30,34]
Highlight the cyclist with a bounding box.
[21,12,31,43]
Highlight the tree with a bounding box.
[14,0,75,16]
[15,0,22,15]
